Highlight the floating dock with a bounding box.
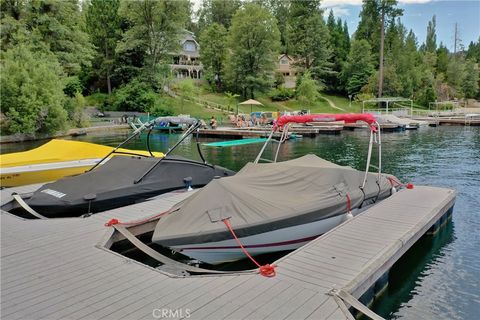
[198,126,341,139]
[1,184,455,319]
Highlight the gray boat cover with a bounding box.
[152,154,393,247]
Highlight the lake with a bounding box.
[1,125,479,319]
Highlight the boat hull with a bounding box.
[0,139,163,187]
[1,160,100,187]
[172,213,349,264]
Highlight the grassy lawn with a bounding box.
[87,89,368,124]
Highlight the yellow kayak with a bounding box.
[0,139,163,187]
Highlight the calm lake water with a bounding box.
[1,126,479,319]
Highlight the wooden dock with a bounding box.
[1,184,455,319]
[198,125,342,139]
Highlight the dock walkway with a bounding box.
[1,185,455,319]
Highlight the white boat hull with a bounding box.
[173,212,351,264]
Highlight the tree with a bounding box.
[325,10,350,92]
[342,40,374,95]
[197,0,241,32]
[1,45,68,135]
[296,71,320,105]
[436,43,449,76]
[199,23,227,91]
[225,3,280,98]
[462,59,479,98]
[86,0,122,95]
[356,0,402,97]
[425,15,437,53]
[118,0,190,87]
[446,56,466,97]
[466,37,480,63]
[288,0,332,84]
[377,0,403,97]
[255,0,291,53]
[26,0,94,75]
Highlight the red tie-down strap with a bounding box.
[222,218,277,277]
[387,177,414,189]
[104,208,178,227]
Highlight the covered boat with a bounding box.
[152,155,394,264]
[0,139,163,187]
[151,113,398,264]
[5,116,235,218]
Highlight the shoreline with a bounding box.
[0,124,131,144]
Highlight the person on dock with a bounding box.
[210,116,217,129]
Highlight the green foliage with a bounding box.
[269,87,295,101]
[296,71,319,105]
[425,15,437,53]
[325,10,350,93]
[462,60,479,98]
[225,3,280,98]
[288,0,332,82]
[199,23,227,91]
[64,76,84,97]
[112,79,157,112]
[86,0,121,94]
[197,0,241,31]
[118,0,190,86]
[1,45,68,135]
[148,98,174,117]
[342,40,374,95]
[64,92,89,127]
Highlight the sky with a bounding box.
[192,0,480,51]
[320,0,480,51]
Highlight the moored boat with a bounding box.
[0,139,163,187]
[4,116,235,218]
[151,114,401,264]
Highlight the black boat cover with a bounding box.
[22,156,234,217]
[152,154,394,247]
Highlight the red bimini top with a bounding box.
[274,113,377,131]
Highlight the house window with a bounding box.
[183,41,196,52]
[280,58,289,65]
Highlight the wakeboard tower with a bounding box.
[146,113,403,265]
[4,116,235,218]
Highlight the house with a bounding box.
[276,54,297,88]
[171,31,203,80]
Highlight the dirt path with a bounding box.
[320,95,347,112]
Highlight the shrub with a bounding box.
[148,98,174,117]
[64,76,84,97]
[64,92,89,128]
[113,79,156,112]
[1,45,67,135]
[269,87,295,101]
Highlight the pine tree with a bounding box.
[425,15,437,53]
[342,39,374,95]
[288,0,331,84]
[462,59,479,98]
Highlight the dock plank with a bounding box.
[0,185,455,320]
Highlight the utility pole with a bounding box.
[454,22,458,54]
[378,5,385,98]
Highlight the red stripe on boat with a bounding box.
[180,235,320,250]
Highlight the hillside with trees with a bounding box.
[1,0,479,135]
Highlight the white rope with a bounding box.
[362,129,374,189]
[330,288,385,320]
[112,224,253,275]
[13,194,48,219]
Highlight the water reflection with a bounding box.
[2,126,479,319]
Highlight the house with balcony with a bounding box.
[171,31,203,80]
[277,54,297,88]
